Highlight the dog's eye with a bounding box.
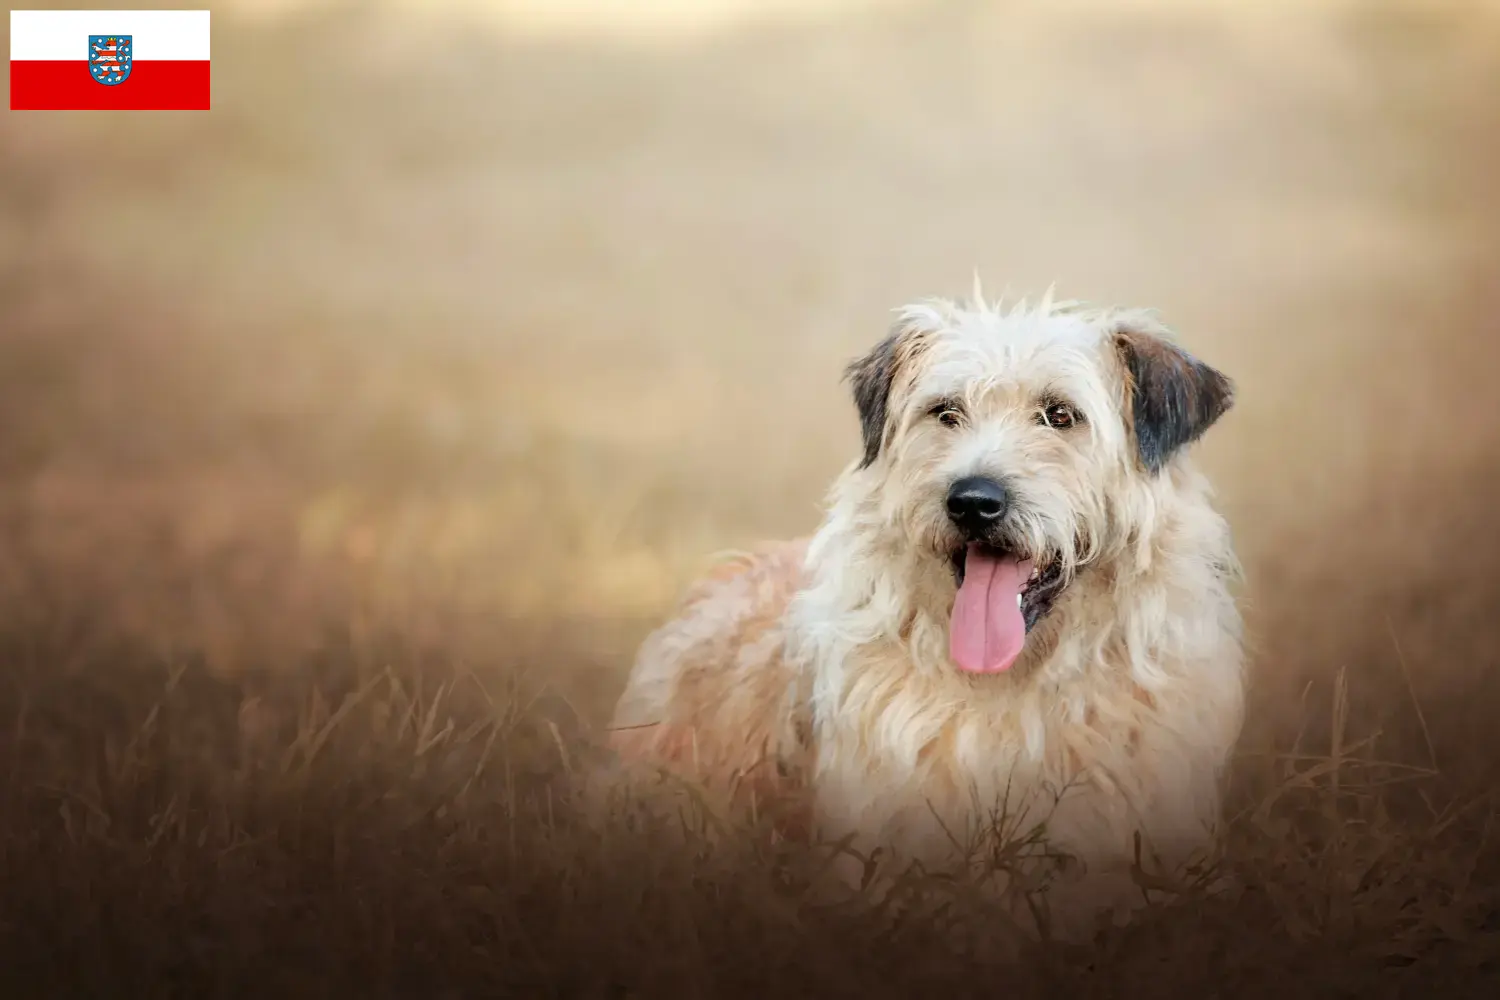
[928,400,964,428]
[1041,402,1079,429]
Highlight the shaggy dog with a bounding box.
[606,288,1243,931]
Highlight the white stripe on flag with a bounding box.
[10,10,210,61]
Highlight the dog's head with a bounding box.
[844,294,1233,674]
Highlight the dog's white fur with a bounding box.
[607,288,1244,930]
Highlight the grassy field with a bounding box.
[3,0,1500,994]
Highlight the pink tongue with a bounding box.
[950,546,1033,673]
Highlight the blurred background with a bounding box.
[2,0,1499,780]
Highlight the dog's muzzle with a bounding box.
[940,475,1073,673]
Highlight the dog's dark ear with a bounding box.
[844,322,927,469]
[1113,320,1234,474]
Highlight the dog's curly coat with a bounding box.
[607,288,1244,925]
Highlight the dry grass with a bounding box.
[3,0,1500,994]
[4,593,1500,996]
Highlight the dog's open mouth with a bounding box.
[947,544,1067,674]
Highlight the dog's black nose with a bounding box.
[946,476,1008,535]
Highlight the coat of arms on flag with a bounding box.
[88,34,132,86]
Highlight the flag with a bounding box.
[10,9,210,111]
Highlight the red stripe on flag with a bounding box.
[10,60,211,111]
